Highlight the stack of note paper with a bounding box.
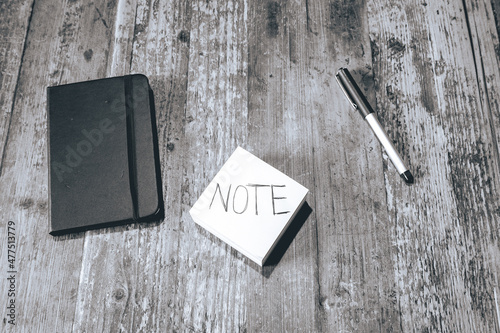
[190,147,309,266]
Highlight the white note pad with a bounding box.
[190,147,309,266]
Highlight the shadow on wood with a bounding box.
[261,201,313,278]
[51,219,164,242]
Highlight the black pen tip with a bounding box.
[400,170,414,185]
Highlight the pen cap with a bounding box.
[335,68,374,118]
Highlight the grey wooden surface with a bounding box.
[1,0,500,331]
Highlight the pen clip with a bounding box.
[335,71,358,110]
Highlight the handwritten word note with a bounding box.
[190,147,309,266]
[209,183,290,215]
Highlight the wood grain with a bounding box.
[245,0,320,331]
[0,0,499,331]
[0,0,33,175]
[0,0,119,330]
[304,1,402,330]
[368,0,500,331]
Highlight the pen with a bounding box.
[335,67,414,184]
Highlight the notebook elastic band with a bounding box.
[124,75,139,220]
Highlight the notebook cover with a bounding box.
[189,147,309,266]
[47,74,164,235]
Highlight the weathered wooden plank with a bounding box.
[71,3,139,332]
[0,9,34,330]
[301,0,403,331]
[70,0,140,331]
[0,0,118,331]
[0,0,33,174]
[161,0,251,330]
[172,0,250,331]
[72,0,197,331]
[244,0,321,331]
[484,0,500,160]
[368,0,500,331]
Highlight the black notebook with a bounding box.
[47,74,164,235]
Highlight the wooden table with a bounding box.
[1,0,500,331]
